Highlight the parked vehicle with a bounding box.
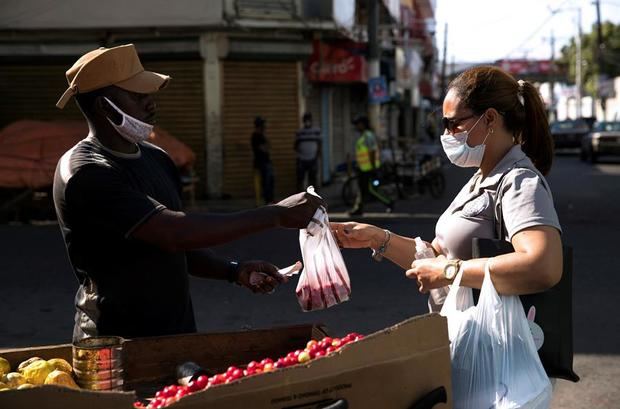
[580,121,620,163]
[550,119,590,149]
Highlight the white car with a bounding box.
[581,121,620,163]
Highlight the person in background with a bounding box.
[349,115,394,216]
[251,116,275,205]
[53,44,323,341]
[294,112,322,191]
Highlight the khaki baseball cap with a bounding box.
[56,44,170,109]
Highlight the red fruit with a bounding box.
[318,340,331,350]
[133,402,146,409]
[325,346,337,354]
[260,358,274,366]
[195,375,209,390]
[231,368,244,379]
[210,374,227,385]
[247,361,262,371]
[187,380,200,392]
[306,340,318,349]
[244,368,255,377]
[155,390,166,399]
[165,385,179,396]
[285,356,298,367]
[263,363,274,372]
[274,358,287,369]
[176,388,189,399]
[322,337,333,344]
[226,366,239,374]
[164,397,178,406]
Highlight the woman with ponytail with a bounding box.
[333,65,562,407]
[332,65,562,299]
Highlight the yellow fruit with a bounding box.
[47,358,72,374]
[0,382,8,389]
[18,357,43,373]
[44,370,79,389]
[5,372,26,388]
[0,357,10,375]
[17,383,34,390]
[0,388,11,392]
[22,360,54,385]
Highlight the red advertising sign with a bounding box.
[306,40,368,83]
[496,59,555,75]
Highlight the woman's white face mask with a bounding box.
[103,97,153,144]
[440,114,490,168]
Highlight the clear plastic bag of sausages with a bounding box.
[296,188,351,311]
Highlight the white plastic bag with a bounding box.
[440,262,552,409]
[296,190,351,311]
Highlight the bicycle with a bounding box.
[395,155,446,199]
[341,166,401,209]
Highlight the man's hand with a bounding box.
[406,255,451,293]
[236,260,287,294]
[273,191,326,229]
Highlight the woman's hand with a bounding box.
[406,255,451,293]
[330,222,385,249]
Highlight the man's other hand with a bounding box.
[237,260,287,294]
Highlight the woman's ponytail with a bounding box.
[519,81,554,175]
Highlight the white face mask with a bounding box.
[440,114,490,168]
[103,97,153,144]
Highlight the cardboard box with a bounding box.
[0,313,452,409]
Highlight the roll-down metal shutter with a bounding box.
[142,60,206,197]
[222,60,299,198]
[0,60,207,197]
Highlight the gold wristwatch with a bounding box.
[443,259,462,282]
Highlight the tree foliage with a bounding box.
[558,21,620,95]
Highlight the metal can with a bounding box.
[72,336,124,391]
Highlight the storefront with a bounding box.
[304,40,369,183]
[221,60,301,198]
[0,53,208,197]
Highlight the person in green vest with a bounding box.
[349,115,394,216]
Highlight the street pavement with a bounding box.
[0,153,618,408]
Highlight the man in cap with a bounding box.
[53,44,323,341]
[294,112,322,191]
[251,116,274,205]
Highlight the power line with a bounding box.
[504,0,575,59]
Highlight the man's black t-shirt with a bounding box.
[251,131,271,168]
[53,136,196,341]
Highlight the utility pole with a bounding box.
[595,0,606,119]
[575,7,582,119]
[549,31,556,122]
[440,23,448,97]
[367,0,380,132]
